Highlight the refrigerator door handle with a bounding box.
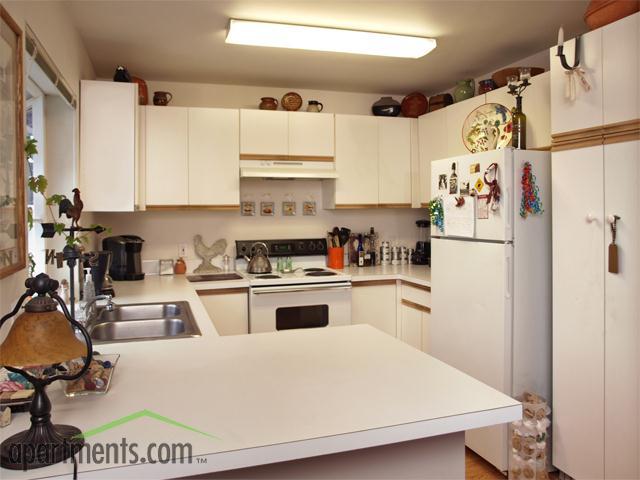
[505,252,512,299]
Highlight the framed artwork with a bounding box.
[241,201,255,216]
[282,201,296,216]
[260,201,274,216]
[302,201,316,216]
[0,7,25,279]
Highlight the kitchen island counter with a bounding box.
[2,275,517,480]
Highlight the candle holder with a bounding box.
[556,35,581,71]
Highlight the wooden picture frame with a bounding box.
[0,6,25,279]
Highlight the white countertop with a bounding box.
[2,274,515,479]
[341,264,431,287]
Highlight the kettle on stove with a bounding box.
[244,242,272,274]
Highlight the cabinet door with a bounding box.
[80,81,137,211]
[378,117,411,206]
[421,311,430,354]
[485,72,551,149]
[418,108,447,206]
[288,112,334,157]
[145,106,189,205]
[603,140,639,480]
[603,12,639,125]
[188,108,240,206]
[552,146,604,479]
[240,109,288,156]
[446,95,486,156]
[400,301,423,350]
[351,282,396,336]
[198,290,248,335]
[334,115,379,206]
[550,28,603,134]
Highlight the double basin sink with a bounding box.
[89,301,201,344]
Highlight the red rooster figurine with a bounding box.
[58,188,84,228]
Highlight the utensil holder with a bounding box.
[327,247,344,269]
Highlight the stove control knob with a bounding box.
[309,243,316,251]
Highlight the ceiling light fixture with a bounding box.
[226,19,436,59]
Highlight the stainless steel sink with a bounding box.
[186,273,243,282]
[88,301,201,344]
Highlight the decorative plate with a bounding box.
[462,103,512,154]
[281,92,302,111]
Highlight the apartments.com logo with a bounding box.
[7,409,218,466]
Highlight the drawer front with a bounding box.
[401,282,431,308]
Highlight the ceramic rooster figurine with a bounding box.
[58,188,84,228]
[193,235,227,273]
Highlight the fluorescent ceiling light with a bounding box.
[226,19,436,59]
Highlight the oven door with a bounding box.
[249,282,352,333]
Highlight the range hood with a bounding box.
[240,159,338,179]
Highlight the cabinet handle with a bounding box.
[586,213,596,223]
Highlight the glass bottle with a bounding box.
[511,96,527,150]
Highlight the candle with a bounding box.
[519,67,531,80]
[558,25,564,46]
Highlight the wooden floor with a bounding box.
[466,448,559,480]
[465,448,506,479]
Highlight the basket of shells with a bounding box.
[509,392,551,480]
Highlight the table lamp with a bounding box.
[0,273,93,470]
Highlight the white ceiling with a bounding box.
[64,0,589,94]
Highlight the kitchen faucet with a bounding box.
[84,294,114,326]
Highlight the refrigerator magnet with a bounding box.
[470,162,480,174]
[474,177,485,194]
[449,163,458,194]
[438,174,448,190]
[460,181,470,196]
[476,195,490,219]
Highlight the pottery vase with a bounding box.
[372,96,401,117]
[453,79,475,103]
[259,97,278,110]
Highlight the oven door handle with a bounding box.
[252,285,352,295]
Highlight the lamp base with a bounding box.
[0,424,84,470]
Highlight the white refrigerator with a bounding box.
[430,148,551,472]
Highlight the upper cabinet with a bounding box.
[486,71,551,149]
[240,109,334,159]
[378,117,412,206]
[446,95,487,156]
[188,108,240,207]
[145,106,189,206]
[145,106,240,209]
[326,114,379,207]
[240,110,288,156]
[288,112,334,157]
[417,108,447,207]
[80,81,140,212]
[551,12,639,134]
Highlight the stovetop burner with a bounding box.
[303,268,325,272]
[306,271,337,277]
[256,274,281,279]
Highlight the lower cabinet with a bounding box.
[351,280,397,337]
[400,300,430,352]
[197,288,249,335]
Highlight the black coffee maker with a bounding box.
[102,235,145,280]
[411,219,431,266]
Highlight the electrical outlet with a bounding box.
[178,243,188,258]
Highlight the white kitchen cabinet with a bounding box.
[288,112,334,157]
[550,27,603,134]
[417,108,447,207]
[553,143,639,479]
[240,109,288,156]
[327,115,379,207]
[351,281,397,337]
[485,72,551,149]
[446,95,486,156]
[602,12,639,125]
[198,288,249,335]
[145,106,189,206]
[188,108,240,207]
[80,80,139,211]
[399,281,431,352]
[378,117,411,206]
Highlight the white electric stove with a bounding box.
[236,239,352,333]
